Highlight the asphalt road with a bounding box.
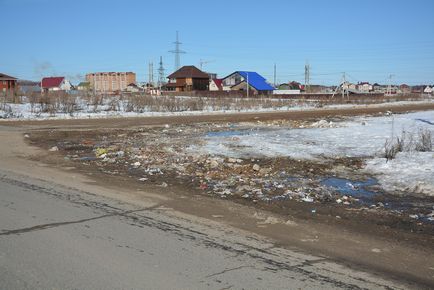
[0,169,408,290]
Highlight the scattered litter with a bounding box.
[95,148,108,157]
[133,161,141,168]
[302,196,314,203]
[211,215,224,218]
[49,146,59,152]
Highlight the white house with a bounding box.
[41,77,72,92]
[126,83,142,93]
[357,82,372,93]
[423,86,433,94]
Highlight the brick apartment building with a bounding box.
[86,72,136,93]
[0,73,18,93]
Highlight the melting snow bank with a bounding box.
[364,152,434,196]
[197,110,434,159]
[193,110,434,196]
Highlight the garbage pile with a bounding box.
[52,124,366,207]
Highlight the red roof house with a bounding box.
[209,78,223,91]
[41,77,72,92]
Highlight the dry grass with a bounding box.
[1,90,432,118]
[384,128,433,160]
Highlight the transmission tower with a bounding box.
[148,62,154,87]
[169,31,186,71]
[304,61,310,93]
[158,56,165,89]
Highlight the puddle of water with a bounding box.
[206,130,251,138]
[321,177,378,198]
[321,177,434,223]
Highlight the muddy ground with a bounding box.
[25,116,434,250]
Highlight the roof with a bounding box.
[167,66,209,79]
[87,72,135,75]
[0,73,17,81]
[212,79,223,90]
[77,82,90,87]
[41,77,64,88]
[232,71,274,91]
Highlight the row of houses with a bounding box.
[0,73,138,94]
[167,66,274,94]
[342,82,434,94]
[0,66,275,95]
[2,68,434,95]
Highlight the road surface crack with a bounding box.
[205,265,253,278]
[0,205,160,236]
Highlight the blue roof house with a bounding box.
[221,71,274,93]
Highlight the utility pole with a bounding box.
[386,74,394,96]
[246,72,249,98]
[304,61,310,93]
[169,31,186,71]
[148,62,154,87]
[273,63,277,87]
[158,56,165,90]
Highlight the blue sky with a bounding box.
[1,0,433,85]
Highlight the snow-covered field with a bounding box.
[0,96,317,120]
[1,95,432,121]
[193,111,434,196]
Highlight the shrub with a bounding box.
[415,128,432,152]
[384,127,433,160]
